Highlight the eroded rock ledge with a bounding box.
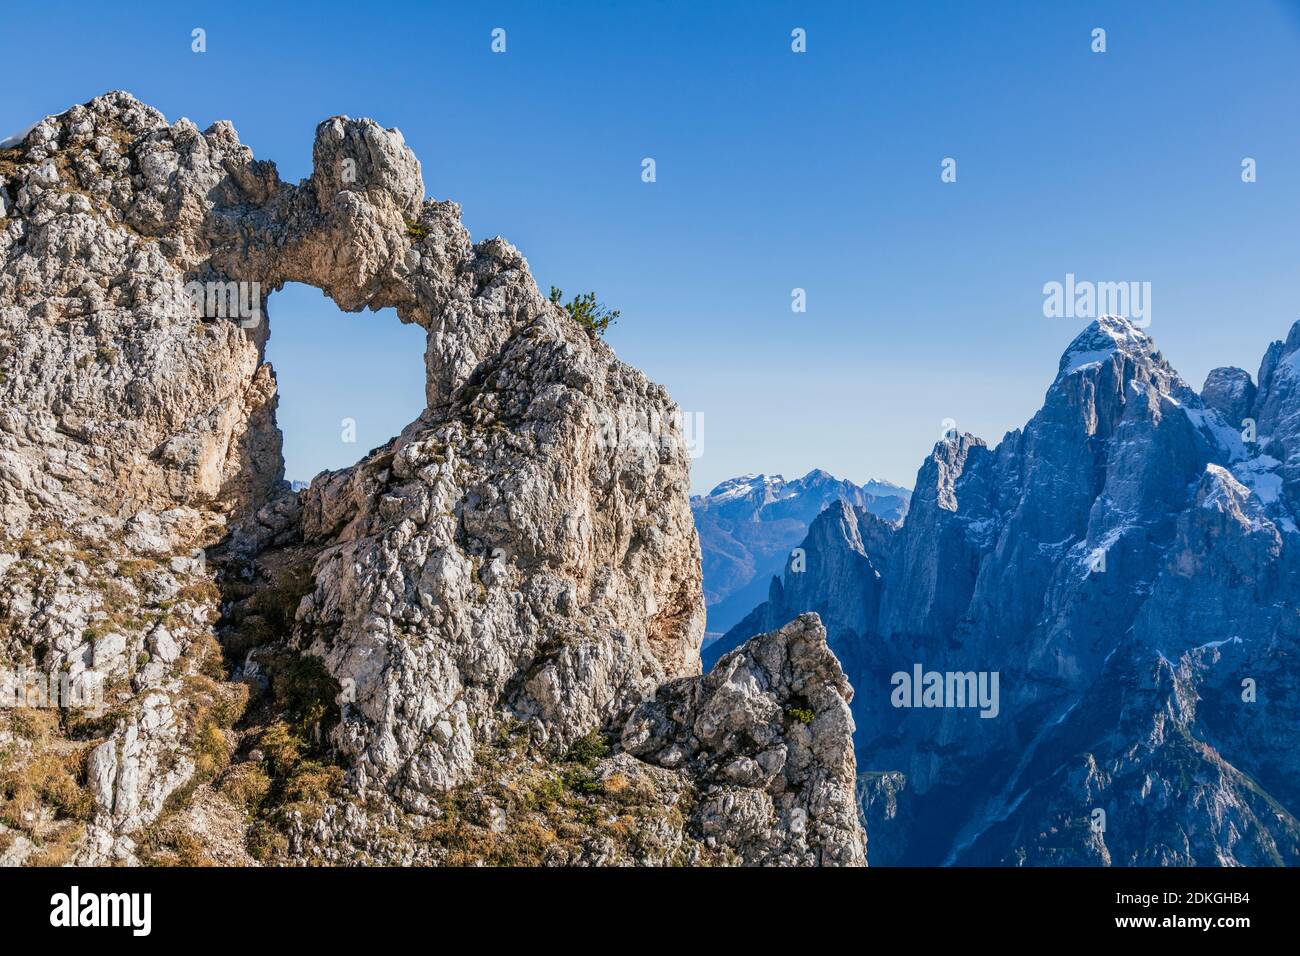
[0,92,865,865]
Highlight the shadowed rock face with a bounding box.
[691,470,908,634]
[726,316,1300,865]
[705,500,892,671]
[0,92,864,865]
[1202,366,1256,427]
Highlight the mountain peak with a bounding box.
[1283,318,1300,355]
[1057,316,1155,378]
[1202,367,1256,425]
[800,468,835,483]
[701,473,782,501]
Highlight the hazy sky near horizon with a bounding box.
[6,1,1300,493]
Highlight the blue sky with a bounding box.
[5,1,1300,492]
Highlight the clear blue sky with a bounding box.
[5,1,1300,492]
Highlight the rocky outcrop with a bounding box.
[0,92,864,866]
[1202,367,1256,427]
[623,614,864,865]
[705,500,894,670]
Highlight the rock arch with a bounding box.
[0,93,864,866]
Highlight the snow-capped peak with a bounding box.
[695,470,912,508]
[1057,315,1154,378]
[701,473,787,503]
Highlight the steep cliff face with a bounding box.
[705,500,894,671]
[0,93,865,866]
[691,470,907,635]
[724,316,1300,865]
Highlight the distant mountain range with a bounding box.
[712,316,1300,865]
[691,470,909,635]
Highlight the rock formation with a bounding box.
[705,499,894,671]
[622,614,864,865]
[0,92,865,866]
[724,315,1300,866]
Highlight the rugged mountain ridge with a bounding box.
[704,499,894,671]
[0,93,865,866]
[725,316,1300,865]
[692,470,907,635]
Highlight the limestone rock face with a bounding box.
[623,614,865,865]
[0,92,864,866]
[0,93,276,533]
[292,303,707,808]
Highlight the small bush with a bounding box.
[211,682,250,729]
[138,823,212,867]
[787,706,815,725]
[247,821,289,862]
[192,722,231,784]
[0,750,94,832]
[561,765,601,796]
[224,613,275,660]
[566,728,611,766]
[259,720,304,777]
[282,762,343,807]
[549,287,620,338]
[405,218,429,242]
[219,762,271,810]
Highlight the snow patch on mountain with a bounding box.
[1056,315,1153,379]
